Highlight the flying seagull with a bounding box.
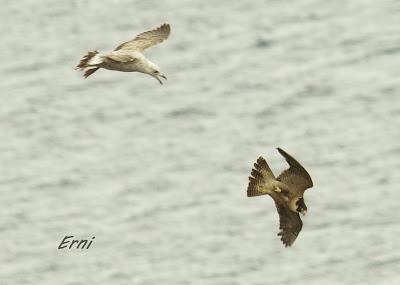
[247,148,313,247]
[76,23,170,84]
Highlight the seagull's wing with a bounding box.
[247,156,276,197]
[105,53,138,63]
[276,148,313,193]
[114,23,171,52]
[275,199,303,247]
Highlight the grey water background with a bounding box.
[1,0,400,284]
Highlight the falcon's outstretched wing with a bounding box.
[275,200,303,247]
[276,148,313,193]
[247,156,275,197]
[114,23,171,52]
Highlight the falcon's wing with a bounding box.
[114,23,171,52]
[247,156,275,197]
[275,200,303,247]
[276,148,313,193]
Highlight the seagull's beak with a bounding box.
[153,74,167,85]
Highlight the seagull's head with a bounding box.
[147,63,167,84]
[295,197,307,216]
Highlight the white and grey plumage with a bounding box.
[247,148,314,247]
[76,23,170,84]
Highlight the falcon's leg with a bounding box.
[256,185,272,194]
[272,181,291,192]
[273,187,289,201]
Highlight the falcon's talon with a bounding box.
[257,185,267,194]
[274,187,282,193]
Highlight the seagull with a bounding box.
[76,23,170,84]
[247,148,314,247]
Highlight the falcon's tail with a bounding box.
[75,50,102,78]
[247,156,276,197]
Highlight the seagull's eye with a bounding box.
[154,70,159,74]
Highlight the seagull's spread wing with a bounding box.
[276,148,313,193]
[247,156,275,197]
[275,200,303,247]
[114,23,171,52]
[106,54,137,63]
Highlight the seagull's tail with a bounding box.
[75,50,102,78]
[247,156,276,197]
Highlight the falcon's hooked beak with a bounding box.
[296,197,307,216]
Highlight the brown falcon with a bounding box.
[247,148,313,247]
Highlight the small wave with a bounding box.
[166,107,215,118]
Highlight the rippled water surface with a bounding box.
[1,1,400,284]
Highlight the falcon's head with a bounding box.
[295,197,307,216]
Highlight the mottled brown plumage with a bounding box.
[276,147,313,194]
[247,148,314,247]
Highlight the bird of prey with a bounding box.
[76,23,170,84]
[247,148,313,247]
